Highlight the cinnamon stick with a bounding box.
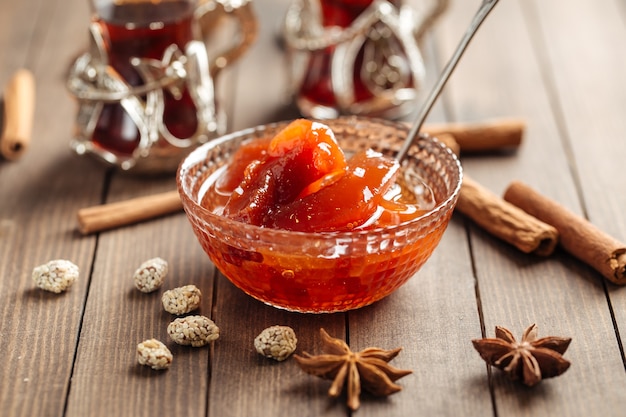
[77,190,183,235]
[423,118,524,153]
[504,181,626,285]
[1,69,35,160]
[456,176,559,256]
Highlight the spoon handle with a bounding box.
[396,0,500,162]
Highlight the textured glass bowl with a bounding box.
[177,116,462,313]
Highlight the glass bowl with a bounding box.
[177,116,462,313]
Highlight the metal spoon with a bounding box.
[395,0,500,162]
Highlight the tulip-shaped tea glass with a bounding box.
[283,0,448,119]
[67,0,257,173]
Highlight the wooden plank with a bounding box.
[437,0,626,416]
[64,1,339,416]
[527,0,626,342]
[209,277,347,417]
[228,0,301,129]
[206,1,455,415]
[350,218,491,416]
[347,4,487,416]
[200,1,346,415]
[4,0,625,416]
[0,0,106,415]
[25,0,245,414]
[65,179,217,417]
[63,0,239,412]
[209,1,464,415]
[0,0,43,78]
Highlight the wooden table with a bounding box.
[2,0,625,416]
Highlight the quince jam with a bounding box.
[194,119,446,312]
[202,119,430,231]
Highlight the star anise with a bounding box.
[472,323,572,386]
[293,328,412,410]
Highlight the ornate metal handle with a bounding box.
[195,0,258,78]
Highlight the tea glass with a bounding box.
[67,0,257,173]
[283,0,448,120]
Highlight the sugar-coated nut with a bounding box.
[254,325,298,361]
[137,338,173,370]
[133,257,168,293]
[167,315,219,347]
[162,284,202,315]
[32,259,79,293]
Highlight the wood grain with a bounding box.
[526,0,626,358]
[350,218,492,417]
[1,0,625,416]
[0,0,101,416]
[438,0,626,415]
[65,187,216,417]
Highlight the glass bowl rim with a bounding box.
[176,116,463,239]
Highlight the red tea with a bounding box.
[298,0,414,113]
[92,1,198,155]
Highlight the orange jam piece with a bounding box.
[271,149,399,232]
[217,119,429,231]
[222,119,346,226]
[214,137,271,194]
